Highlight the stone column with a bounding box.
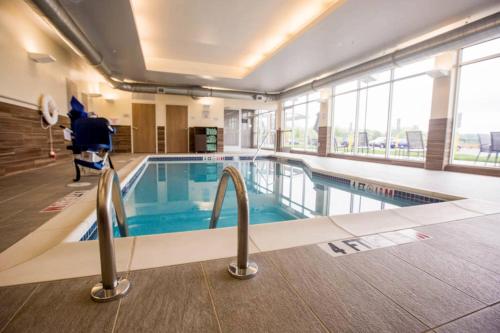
[318,88,333,156]
[425,51,457,170]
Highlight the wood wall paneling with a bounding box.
[0,101,71,176]
[112,125,132,153]
[157,126,165,153]
[425,118,453,171]
[318,126,331,157]
[217,128,224,152]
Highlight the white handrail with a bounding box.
[252,131,273,162]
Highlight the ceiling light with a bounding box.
[28,52,56,63]
[130,0,345,79]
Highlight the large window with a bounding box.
[330,58,434,161]
[252,110,276,149]
[282,92,320,152]
[452,38,500,168]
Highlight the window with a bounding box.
[390,75,433,160]
[452,38,500,168]
[253,110,276,149]
[282,92,321,152]
[330,59,434,161]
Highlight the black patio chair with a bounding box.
[357,131,370,154]
[490,132,500,165]
[406,131,425,158]
[475,133,491,163]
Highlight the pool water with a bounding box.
[117,160,424,237]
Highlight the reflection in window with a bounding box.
[330,59,434,161]
[252,110,275,149]
[282,92,321,152]
[390,75,433,160]
[452,38,500,168]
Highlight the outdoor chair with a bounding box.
[406,131,425,158]
[357,131,370,154]
[490,132,500,165]
[475,133,491,163]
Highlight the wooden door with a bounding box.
[166,105,188,153]
[132,103,156,153]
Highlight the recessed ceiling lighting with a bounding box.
[129,0,345,79]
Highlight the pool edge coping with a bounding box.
[0,152,498,286]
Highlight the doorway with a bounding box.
[166,105,188,153]
[132,103,156,153]
[224,109,240,150]
[241,109,254,148]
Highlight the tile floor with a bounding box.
[1,153,500,332]
[1,215,500,332]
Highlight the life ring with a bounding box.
[41,95,59,126]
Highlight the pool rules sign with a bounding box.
[318,229,431,257]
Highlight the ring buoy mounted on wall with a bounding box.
[41,94,59,126]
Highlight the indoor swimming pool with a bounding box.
[82,157,443,238]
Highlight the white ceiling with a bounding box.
[129,0,343,79]
[61,0,500,92]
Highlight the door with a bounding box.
[241,109,254,148]
[132,103,156,153]
[224,109,240,150]
[166,105,188,153]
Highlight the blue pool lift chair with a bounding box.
[65,97,115,181]
[70,117,115,181]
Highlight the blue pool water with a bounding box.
[113,159,431,237]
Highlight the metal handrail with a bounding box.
[91,169,131,302]
[252,130,273,162]
[209,166,258,279]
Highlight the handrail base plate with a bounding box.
[91,277,130,302]
[228,261,258,280]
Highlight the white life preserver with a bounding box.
[41,95,59,126]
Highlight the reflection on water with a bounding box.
[121,160,414,236]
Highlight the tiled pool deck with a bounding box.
[0,152,500,332]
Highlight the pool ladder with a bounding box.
[210,166,258,279]
[92,166,257,302]
[91,169,130,302]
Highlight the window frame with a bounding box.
[449,37,500,167]
[282,93,321,152]
[330,64,434,160]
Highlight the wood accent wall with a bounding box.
[425,118,452,170]
[217,128,224,152]
[157,126,165,153]
[0,101,71,176]
[112,125,132,153]
[318,126,331,157]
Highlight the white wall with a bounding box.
[0,0,280,146]
[0,1,102,112]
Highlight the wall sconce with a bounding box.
[202,104,210,119]
[425,69,450,79]
[103,94,117,103]
[28,52,56,63]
